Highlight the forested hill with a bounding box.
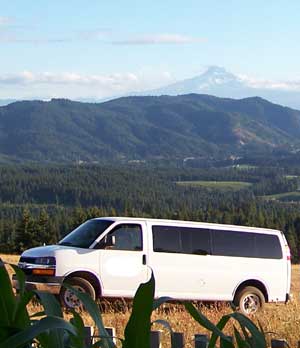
[1,94,300,163]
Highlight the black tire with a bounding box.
[60,277,96,309]
[234,286,265,315]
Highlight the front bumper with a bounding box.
[12,275,62,294]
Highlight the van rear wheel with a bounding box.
[234,286,265,315]
[60,277,96,309]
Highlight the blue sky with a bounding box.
[1,0,300,99]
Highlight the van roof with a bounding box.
[94,216,281,235]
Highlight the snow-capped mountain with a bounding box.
[154,66,245,94]
[142,66,300,110]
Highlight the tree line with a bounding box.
[0,164,300,262]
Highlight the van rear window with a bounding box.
[255,234,282,259]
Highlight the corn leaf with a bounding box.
[233,326,250,348]
[122,273,155,348]
[1,316,77,348]
[152,297,172,311]
[184,302,230,344]
[63,283,115,348]
[0,260,16,327]
[228,312,267,348]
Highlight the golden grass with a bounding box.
[0,253,19,265]
[1,253,299,347]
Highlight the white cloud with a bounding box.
[78,29,112,41]
[0,23,204,46]
[0,71,139,86]
[0,17,12,26]
[4,68,300,100]
[238,74,300,91]
[0,33,72,44]
[0,70,174,99]
[0,17,16,42]
[111,33,205,45]
[0,18,87,44]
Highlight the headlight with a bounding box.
[35,257,56,266]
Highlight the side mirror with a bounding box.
[105,235,116,247]
[95,235,116,249]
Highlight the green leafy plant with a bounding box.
[0,260,79,348]
[184,302,266,348]
[0,259,268,348]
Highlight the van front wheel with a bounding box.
[60,277,96,309]
[234,286,265,315]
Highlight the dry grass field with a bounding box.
[1,253,300,347]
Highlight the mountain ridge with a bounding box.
[0,94,300,163]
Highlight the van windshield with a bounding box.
[58,219,114,248]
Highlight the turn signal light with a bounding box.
[286,245,291,261]
[32,268,55,276]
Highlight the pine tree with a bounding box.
[15,208,37,252]
[37,209,58,246]
[285,223,298,263]
[71,207,87,230]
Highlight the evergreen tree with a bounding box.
[285,223,298,263]
[37,209,58,245]
[15,208,37,252]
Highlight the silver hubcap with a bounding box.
[64,285,85,308]
[242,294,260,314]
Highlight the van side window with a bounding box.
[211,230,283,259]
[152,226,182,253]
[212,230,255,257]
[186,227,211,255]
[152,225,211,255]
[106,224,143,251]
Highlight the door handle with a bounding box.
[142,254,146,265]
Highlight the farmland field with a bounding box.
[232,165,257,170]
[1,253,300,347]
[263,191,300,202]
[176,180,252,191]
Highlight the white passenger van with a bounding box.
[14,217,291,314]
